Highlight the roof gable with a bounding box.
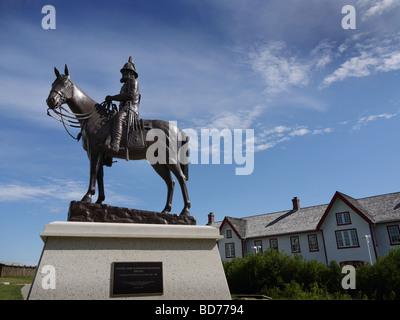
[317,191,377,229]
[220,216,247,239]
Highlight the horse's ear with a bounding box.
[54,67,61,78]
[64,64,69,76]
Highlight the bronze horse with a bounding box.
[46,65,191,216]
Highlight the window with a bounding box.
[387,225,400,245]
[225,243,235,258]
[226,230,232,238]
[336,212,351,225]
[339,261,364,267]
[269,238,278,250]
[336,229,359,248]
[254,240,263,253]
[290,236,301,253]
[308,234,319,252]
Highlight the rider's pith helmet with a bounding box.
[120,56,138,78]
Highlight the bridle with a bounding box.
[47,77,94,140]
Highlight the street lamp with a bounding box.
[364,235,373,265]
[253,245,261,254]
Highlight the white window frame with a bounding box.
[336,229,359,249]
[290,236,301,253]
[308,234,319,252]
[336,212,351,225]
[387,225,400,245]
[225,242,235,258]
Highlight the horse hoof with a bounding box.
[179,209,190,216]
[161,206,172,214]
[81,195,92,203]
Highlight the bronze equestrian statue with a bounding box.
[46,63,191,216]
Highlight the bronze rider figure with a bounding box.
[105,56,140,152]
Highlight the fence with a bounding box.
[0,263,36,277]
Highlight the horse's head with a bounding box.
[46,65,74,109]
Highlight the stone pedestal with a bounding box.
[27,221,231,300]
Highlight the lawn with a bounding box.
[0,276,33,300]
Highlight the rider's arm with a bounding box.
[106,80,136,102]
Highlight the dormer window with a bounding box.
[226,230,232,238]
[336,212,351,225]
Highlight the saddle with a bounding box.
[103,118,152,167]
[127,119,152,149]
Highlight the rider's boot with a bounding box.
[111,111,126,152]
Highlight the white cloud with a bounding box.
[255,124,332,151]
[352,111,400,130]
[248,41,312,95]
[320,34,400,88]
[0,179,85,202]
[289,128,310,136]
[376,52,400,72]
[311,39,337,70]
[321,52,378,88]
[361,0,400,20]
[313,128,333,135]
[199,105,265,130]
[0,178,141,206]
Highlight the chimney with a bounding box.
[292,197,300,211]
[207,212,215,225]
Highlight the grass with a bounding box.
[0,276,34,300]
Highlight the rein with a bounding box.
[47,105,88,140]
[47,101,116,141]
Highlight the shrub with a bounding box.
[223,248,400,299]
[356,247,400,300]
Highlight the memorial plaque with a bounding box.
[111,262,163,297]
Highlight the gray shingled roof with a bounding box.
[213,191,400,239]
[244,204,328,239]
[356,192,400,223]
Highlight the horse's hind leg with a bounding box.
[151,163,175,213]
[168,163,191,216]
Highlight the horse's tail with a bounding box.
[180,133,189,181]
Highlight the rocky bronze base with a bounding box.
[67,201,196,225]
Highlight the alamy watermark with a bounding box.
[341,265,356,290]
[41,5,56,30]
[146,121,255,176]
[41,265,56,290]
[342,5,356,30]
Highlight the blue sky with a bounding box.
[1,0,400,265]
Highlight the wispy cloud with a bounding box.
[205,105,265,130]
[352,111,400,130]
[255,109,399,152]
[247,41,312,95]
[320,33,400,88]
[358,0,400,21]
[244,28,400,93]
[255,124,333,151]
[0,178,142,206]
[0,179,85,202]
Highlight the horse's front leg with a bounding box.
[95,164,105,204]
[81,151,102,203]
